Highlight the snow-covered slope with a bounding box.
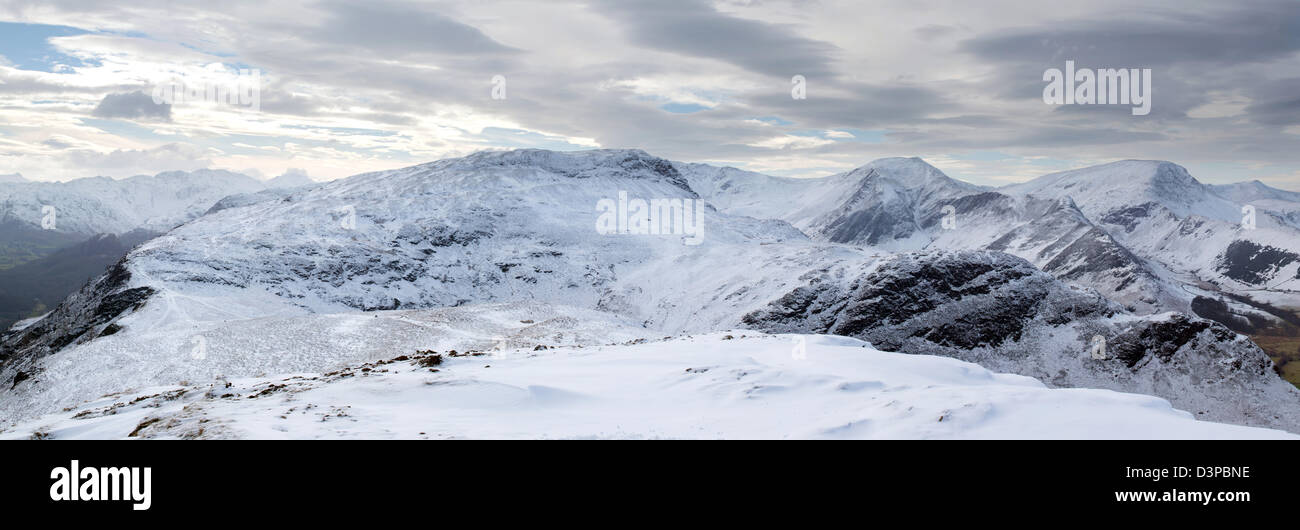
[3,333,1292,440]
[0,300,658,423]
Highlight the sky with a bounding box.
[0,0,1297,189]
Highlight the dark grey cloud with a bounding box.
[5,0,1300,185]
[1245,77,1300,126]
[747,82,957,127]
[91,91,171,121]
[310,0,519,57]
[963,2,1300,68]
[914,24,964,41]
[939,0,1300,165]
[595,0,839,78]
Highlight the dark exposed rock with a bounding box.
[1216,240,1298,285]
[745,251,1106,351]
[1099,202,1157,233]
[1109,314,1226,368]
[1190,296,1275,335]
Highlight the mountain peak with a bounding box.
[1004,159,1238,221]
[149,168,257,181]
[0,173,26,183]
[1210,179,1300,203]
[842,156,983,193]
[433,148,692,192]
[265,169,317,188]
[454,148,659,168]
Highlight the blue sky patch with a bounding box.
[659,102,710,114]
[0,22,96,72]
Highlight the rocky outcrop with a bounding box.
[0,259,154,384]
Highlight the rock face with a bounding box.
[743,251,1300,432]
[1216,240,1299,285]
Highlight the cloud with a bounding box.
[1245,77,1300,126]
[962,2,1300,68]
[914,24,964,41]
[64,143,214,174]
[91,91,171,121]
[595,0,840,78]
[310,0,519,57]
[0,0,1296,187]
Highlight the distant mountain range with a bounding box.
[0,168,315,238]
[0,169,320,330]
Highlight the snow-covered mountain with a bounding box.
[264,169,318,189]
[680,158,1169,313]
[679,157,986,247]
[685,158,1300,329]
[0,168,320,237]
[1003,161,1300,327]
[1212,180,1300,204]
[0,169,265,236]
[2,148,1297,438]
